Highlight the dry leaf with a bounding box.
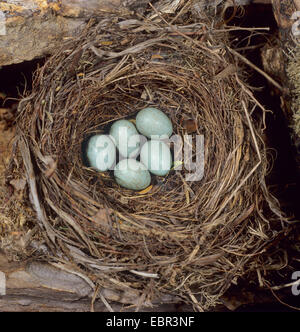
[10,178,27,191]
[92,208,111,230]
[214,64,237,80]
[0,108,14,121]
[183,119,197,133]
[100,41,113,46]
[120,38,130,46]
[44,157,58,178]
[19,214,26,227]
[151,54,164,60]
[140,90,148,100]
[138,185,153,194]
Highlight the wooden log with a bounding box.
[0,0,150,67]
[0,252,186,312]
[0,0,273,67]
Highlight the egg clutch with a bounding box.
[85,107,173,190]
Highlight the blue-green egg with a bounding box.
[109,119,140,158]
[140,140,172,176]
[86,135,116,171]
[114,159,151,190]
[136,107,173,139]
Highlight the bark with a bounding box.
[0,0,148,67]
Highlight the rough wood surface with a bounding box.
[272,0,300,39]
[0,0,147,67]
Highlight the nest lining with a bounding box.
[11,12,284,310]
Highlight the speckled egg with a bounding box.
[136,107,173,139]
[109,119,140,158]
[140,140,172,176]
[86,135,116,171]
[114,159,151,190]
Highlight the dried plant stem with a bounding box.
[228,47,285,92]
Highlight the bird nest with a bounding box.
[10,9,284,310]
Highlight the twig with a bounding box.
[149,2,224,61]
[91,285,100,312]
[99,291,114,312]
[185,286,204,312]
[90,37,167,59]
[129,270,159,279]
[264,281,300,311]
[19,136,56,243]
[227,47,286,93]
[271,278,300,291]
[224,26,270,31]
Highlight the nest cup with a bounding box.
[13,11,283,310]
